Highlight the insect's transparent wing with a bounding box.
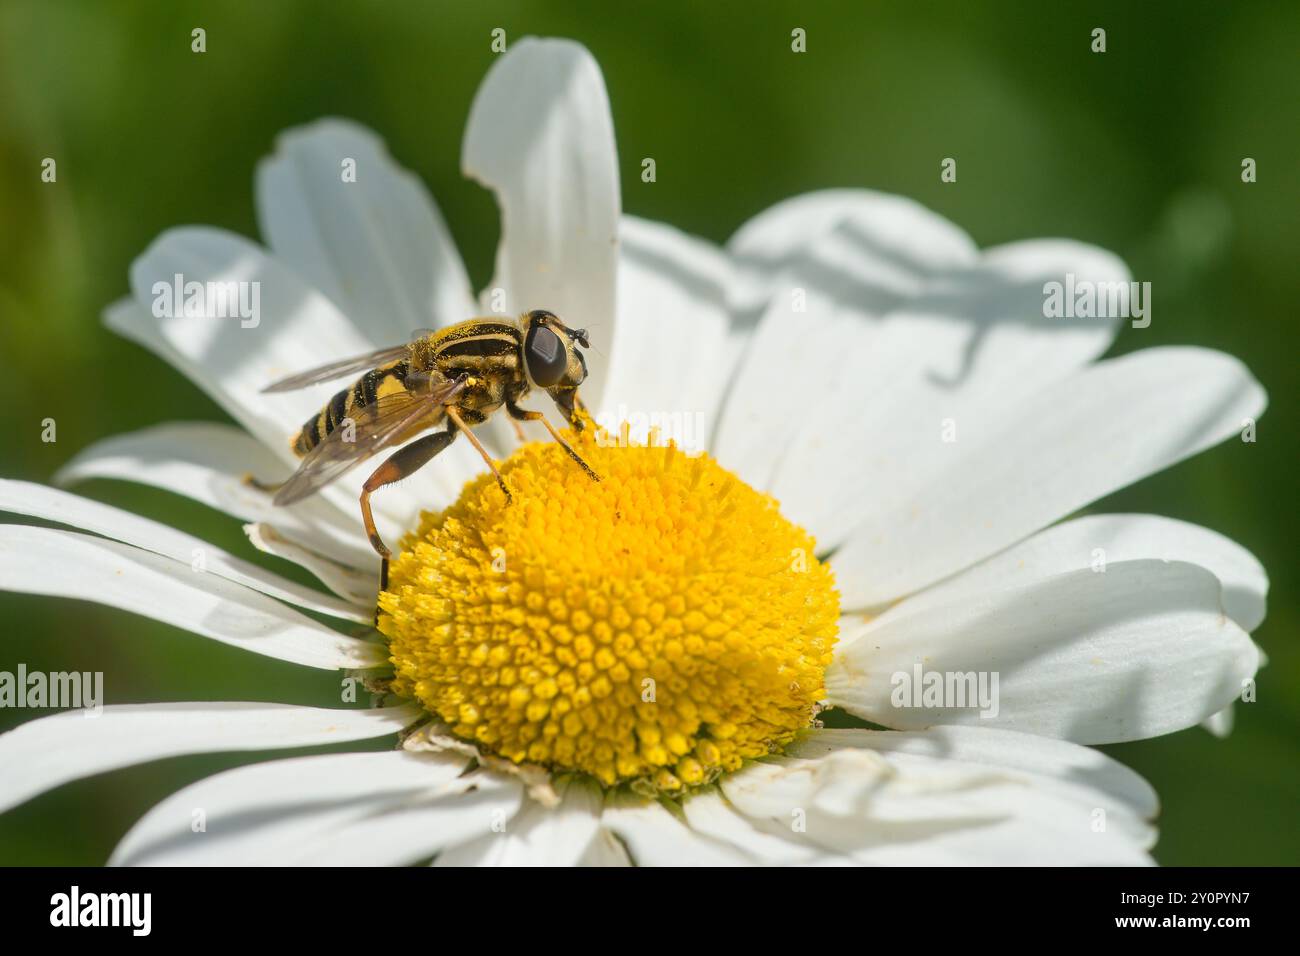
[272,373,468,505]
[261,343,413,393]
[413,370,469,406]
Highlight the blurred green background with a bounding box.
[0,0,1295,865]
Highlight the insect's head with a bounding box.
[522,309,590,391]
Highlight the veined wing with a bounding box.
[273,373,467,505]
[261,343,413,393]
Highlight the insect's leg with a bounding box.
[503,381,529,442]
[507,400,601,482]
[360,430,457,561]
[444,405,512,502]
[242,473,286,493]
[549,387,591,433]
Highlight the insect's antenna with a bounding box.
[580,327,607,360]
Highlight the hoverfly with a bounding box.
[250,310,600,579]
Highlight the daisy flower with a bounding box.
[0,38,1267,866]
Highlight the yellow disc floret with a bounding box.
[378,427,839,792]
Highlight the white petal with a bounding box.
[715,190,975,494]
[0,525,386,670]
[599,793,751,866]
[833,347,1267,608]
[598,216,735,452]
[118,231,472,533]
[0,702,417,817]
[462,37,620,412]
[722,203,1127,541]
[787,726,1157,845]
[576,828,633,867]
[244,522,375,607]
[721,749,896,821]
[52,422,373,571]
[1202,704,1235,738]
[760,240,1129,549]
[111,749,468,866]
[891,512,1268,633]
[287,768,523,866]
[827,559,1258,744]
[794,726,1157,816]
[256,118,477,341]
[725,188,976,315]
[119,230,377,466]
[721,746,1152,865]
[432,778,602,867]
[679,789,845,865]
[0,479,365,621]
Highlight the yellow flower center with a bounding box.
[378,427,839,792]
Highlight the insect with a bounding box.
[249,310,600,578]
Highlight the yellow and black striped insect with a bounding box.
[250,310,600,575]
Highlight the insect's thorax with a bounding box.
[416,319,526,413]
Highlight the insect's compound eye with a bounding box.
[525,324,567,386]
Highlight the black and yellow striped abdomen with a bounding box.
[291,359,411,457]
